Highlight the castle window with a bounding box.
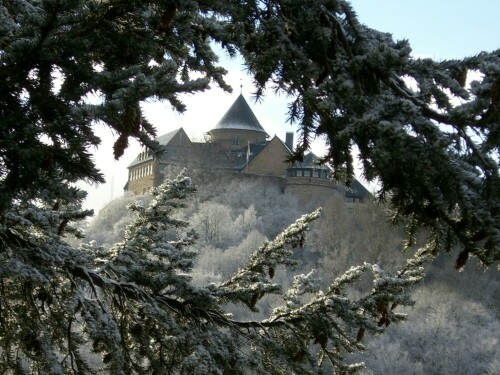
[232,136,239,146]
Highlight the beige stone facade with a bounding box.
[245,136,290,177]
[209,129,267,150]
[127,161,155,195]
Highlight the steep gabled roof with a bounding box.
[128,128,190,168]
[211,94,268,134]
[156,128,185,145]
[240,143,268,168]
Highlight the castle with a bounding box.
[124,94,370,203]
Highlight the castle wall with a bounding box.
[209,129,267,149]
[285,177,345,206]
[246,137,290,177]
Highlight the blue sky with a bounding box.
[351,0,500,59]
[83,1,500,213]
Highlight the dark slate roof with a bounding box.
[211,94,268,134]
[345,179,371,200]
[128,150,154,168]
[149,141,268,171]
[288,152,331,171]
[156,128,182,145]
[128,128,183,168]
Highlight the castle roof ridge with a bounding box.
[210,94,268,135]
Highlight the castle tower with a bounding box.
[207,94,269,149]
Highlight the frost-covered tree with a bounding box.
[85,195,148,247]
[235,2,500,268]
[85,174,500,374]
[1,0,498,265]
[1,172,427,373]
[356,264,500,375]
[190,201,234,247]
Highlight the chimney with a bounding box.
[285,132,294,151]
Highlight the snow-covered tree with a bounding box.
[1,0,498,267]
[1,0,498,266]
[235,1,500,267]
[1,172,427,373]
[85,195,146,247]
[84,174,500,374]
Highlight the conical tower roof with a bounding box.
[212,94,268,134]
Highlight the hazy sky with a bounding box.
[81,0,500,213]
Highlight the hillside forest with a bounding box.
[85,173,499,375]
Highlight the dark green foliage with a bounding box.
[231,1,500,266]
[2,0,498,265]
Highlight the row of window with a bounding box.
[129,164,153,181]
[287,169,330,179]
